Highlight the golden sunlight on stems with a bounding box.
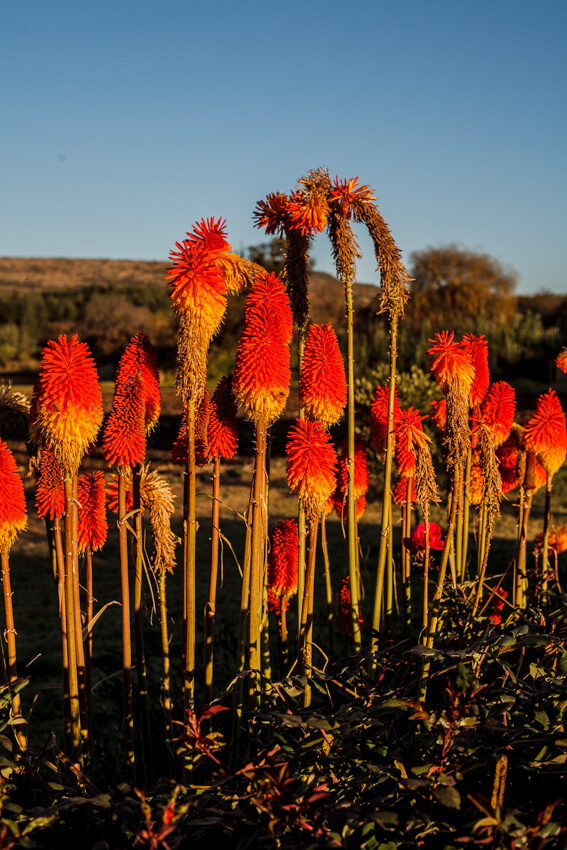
[298,519,319,708]
[204,457,221,707]
[133,464,152,786]
[63,475,82,764]
[345,279,361,648]
[247,422,268,710]
[0,552,24,745]
[320,517,334,656]
[402,478,413,634]
[118,470,135,775]
[460,447,473,582]
[158,567,173,774]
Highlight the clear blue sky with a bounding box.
[1,0,565,293]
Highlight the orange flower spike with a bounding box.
[166,240,227,335]
[556,348,567,374]
[478,382,516,448]
[337,435,370,500]
[337,576,363,635]
[369,384,401,454]
[233,275,293,425]
[462,333,490,407]
[77,471,107,553]
[286,418,337,518]
[115,334,161,432]
[427,331,475,395]
[35,443,65,520]
[394,407,430,478]
[333,490,366,521]
[0,441,27,551]
[393,475,417,505]
[267,519,299,611]
[329,176,376,219]
[497,436,520,494]
[106,473,133,514]
[429,397,447,432]
[33,334,103,472]
[300,323,347,427]
[287,189,329,236]
[468,464,485,506]
[187,217,231,252]
[102,372,146,468]
[253,193,291,236]
[524,389,567,476]
[207,374,238,461]
[243,273,293,344]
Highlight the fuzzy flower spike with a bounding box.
[524,389,567,477]
[300,323,347,427]
[0,441,27,551]
[32,335,103,473]
[286,418,337,522]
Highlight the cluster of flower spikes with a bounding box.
[102,335,161,469]
[233,272,293,426]
[0,440,27,552]
[496,424,547,498]
[332,435,369,521]
[337,576,364,635]
[267,519,299,615]
[31,334,103,474]
[77,471,107,553]
[254,174,376,239]
[468,381,517,503]
[524,389,567,478]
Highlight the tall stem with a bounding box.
[158,568,174,776]
[63,475,81,764]
[248,421,267,710]
[54,516,70,747]
[541,475,552,604]
[183,399,197,721]
[345,279,361,648]
[1,551,25,747]
[516,490,532,611]
[402,478,412,634]
[205,457,221,706]
[299,519,319,708]
[460,447,472,582]
[321,517,334,656]
[118,469,134,775]
[371,315,398,666]
[133,463,151,785]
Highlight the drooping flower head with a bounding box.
[102,372,146,468]
[329,176,376,220]
[35,443,65,520]
[253,193,291,236]
[473,381,516,449]
[300,323,346,427]
[267,519,299,614]
[369,384,400,455]
[233,273,292,425]
[394,407,430,478]
[77,471,107,553]
[286,418,337,521]
[337,577,363,635]
[0,441,27,551]
[461,334,490,407]
[115,334,161,432]
[524,389,567,476]
[32,335,103,472]
[207,374,238,461]
[287,186,329,236]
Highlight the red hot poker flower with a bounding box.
[461,334,490,407]
[207,374,238,461]
[429,398,447,432]
[253,193,291,236]
[369,384,400,455]
[35,443,65,520]
[115,334,161,432]
[556,348,567,374]
[267,519,299,614]
[33,334,103,472]
[106,473,133,514]
[300,323,347,427]
[187,217,231,252]
[102,372,146,468]
[286,418,337,520]
[329,176,376,219]
[427,331,475,395]
[77,471,107,553]
[337,435,369,501]
[171,391,210,467]
[0,441,27,551]
[473,381,516,448]
[233,275,292,425]
[332,490,366,522]
[287,188,329,236]
[394,407,430,478]
[166,239,227,335]
[524,389,567,476]
[393,475,417,505]
[337,577,363,635]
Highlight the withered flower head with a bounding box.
[286,418,337,521]
[77,471,107,553]
[300,323,346,427]
[0,441,27,551]
[287,188,329,236]
[329,176,376,219]
[32,334,103,472]
[524,389,567,476]
[253,193,291,236]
